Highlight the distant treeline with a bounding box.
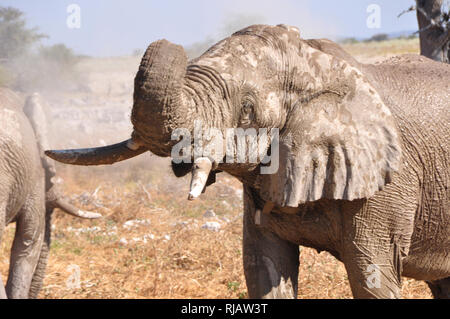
[339,32,419,44]
[0,6,85,92]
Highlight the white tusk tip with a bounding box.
[79,210,102,219]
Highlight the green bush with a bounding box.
[38,44,80,68]
[366,33,389,42]
[0,6,83,92]
[339,37,359,44]
[0,7,47,61]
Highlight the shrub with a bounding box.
[38,44,79,68]
[366,33,389,42]
[339,37,359,44]
[0,7,47,61]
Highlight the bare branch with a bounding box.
[398,5,416,18]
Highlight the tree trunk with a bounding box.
[416,0,450,63]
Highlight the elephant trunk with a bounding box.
[131,39,193,157]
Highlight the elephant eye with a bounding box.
[242,100,254,114]
[240,99,255,127]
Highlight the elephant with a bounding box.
[0,88,101,299]
[45,24,449,299]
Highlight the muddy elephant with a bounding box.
[0,89,100,299]
[46,24,449,299]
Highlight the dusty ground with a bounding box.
[0,158,432,299]
[341,37,420,63]
[0,37,433,298]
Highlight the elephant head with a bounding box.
[46,24,402,207]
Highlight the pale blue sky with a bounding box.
[1,0,419,56]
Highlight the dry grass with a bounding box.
[0,157,432,299]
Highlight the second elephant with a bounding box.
[0,89,100,299]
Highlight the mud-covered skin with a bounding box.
[180,26,448,297]
[46,24,449,298]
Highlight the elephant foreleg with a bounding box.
[340,200,407,299]
[6,192,45,299]
[242,186,299,299]
[342,241,403,299]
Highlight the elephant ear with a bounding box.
[258,52,402,207]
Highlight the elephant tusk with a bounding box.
[45,138,147,166]
[187,157,213,200]
[55,198,102,219]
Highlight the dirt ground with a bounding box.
[0,158,432,299]
[0,37,433,298]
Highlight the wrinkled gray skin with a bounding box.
[0,89,100,299]
[46,25,449,299]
